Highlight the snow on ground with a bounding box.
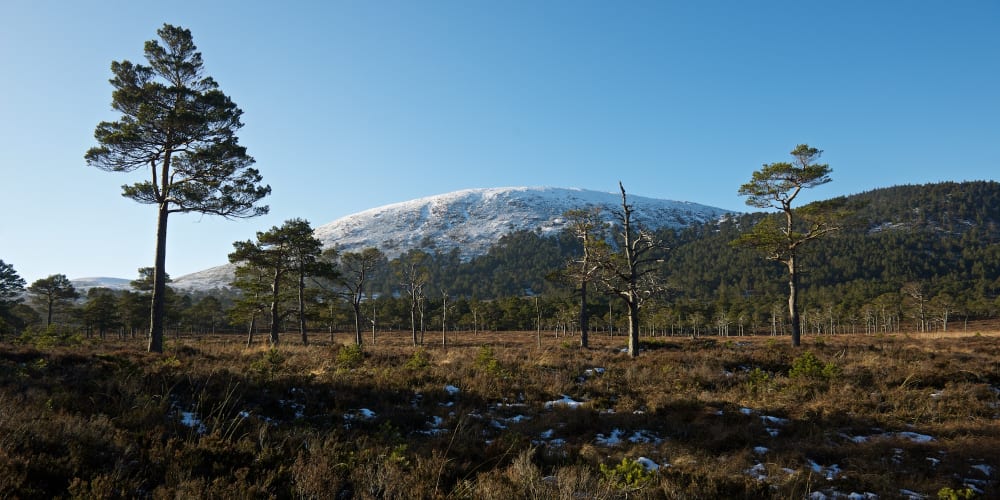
[635,457,661,472]
[179,411,207,434]
[807,459,843,481]
[544,395,585,409]
[444,385,461,395]
[343,408,377,427]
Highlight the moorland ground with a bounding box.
[1,328,998,499]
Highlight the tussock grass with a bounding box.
[0,330,997,498]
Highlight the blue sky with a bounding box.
[1,1,997,284]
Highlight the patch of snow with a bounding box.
[971,464,993,476]
[740,407,754,415]
[761,415,790,425]
[892,431,934,443]
[180,411,207,434]
[444,385,461,395]
[899,489,927,499]
[545,395,584,409]
[627,430,662,444]
[539,429,554,439]
[635,457,660,472]
[344,408,376,422]
[766,427,781,437]
[807,460,842,481]
[746,463,768,481]
[596,429,625,446]
[753,446,769,455]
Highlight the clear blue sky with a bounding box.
[2,1,997,284]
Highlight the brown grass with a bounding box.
[0,329,997,498]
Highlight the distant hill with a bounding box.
[172,186,732,290]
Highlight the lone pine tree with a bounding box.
[734,144,840,347]
[86,24,269,353]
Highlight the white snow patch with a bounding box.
[891,431,934,443]
[971,464,993,476]
[596,429,625,446]
[746,463,768,481]
[545,395,584,409]
[635,457,660,472]
[807,459,842,481]
[344,408,376,421]
[761,415,790,425]
[445,385,461,395]
[753,446,769,455]
[180,411,207,434]
[899,489,927,499]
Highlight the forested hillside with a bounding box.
[7,181,999,338]
[369,181,1000,334]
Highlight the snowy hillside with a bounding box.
[71,277,133,292]
[173,187,733,290]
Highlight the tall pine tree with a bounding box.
[86,24,269,353]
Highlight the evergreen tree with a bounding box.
[0,260,27,335]
[27,274,79,326]
[83,287,121,339]
[86,24,270,353]
[734,144,840,346]
[229,219,327,345]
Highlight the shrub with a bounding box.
[475,345,503,376]
[938,486,977,499]
[746,367,774,395]
[789,351,838,381]
[336,343,365,369]
[405,348,430,370]
[600,457,656,491]
[18,324,84,348]
[249,348,285,379]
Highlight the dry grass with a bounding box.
[0,329,997,498]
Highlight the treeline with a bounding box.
[3,181,999,343]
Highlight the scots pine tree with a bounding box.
[734,144,840,347]
[86,24,269,353]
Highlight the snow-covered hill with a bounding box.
[172,186,733,290]
[71,277,133,292]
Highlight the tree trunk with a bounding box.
[626,295,640,358]
[787,256,801,347]
[410,296,418,346]
[45,296,54,326]
[246,311,256,348]
[579,282,589,348]
[148,203,169,353]
[353,301,363,346]
[269,270,280,345]
[298,271,307,345]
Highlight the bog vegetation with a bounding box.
[0,331,997,498]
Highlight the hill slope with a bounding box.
[172,186,732,290]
